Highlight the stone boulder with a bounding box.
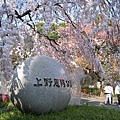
[10,56,71,114]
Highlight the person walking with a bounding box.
[104,82,113,105]
[115,83,120,107]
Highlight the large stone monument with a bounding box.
[10,56,71,114]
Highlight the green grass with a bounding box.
[0,102,120,120]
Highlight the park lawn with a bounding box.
[0,102,120,120]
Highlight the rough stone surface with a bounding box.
[10,56,71,114]
[69,67,85,105]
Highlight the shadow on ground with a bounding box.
[81,95,120,110]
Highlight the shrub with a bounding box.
[82,87,100,96]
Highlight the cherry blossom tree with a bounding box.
[0,0,119,86]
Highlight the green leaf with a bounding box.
[46,32,60,41]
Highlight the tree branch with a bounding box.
[54,3,76,29]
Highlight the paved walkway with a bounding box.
[81,94,120,110]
